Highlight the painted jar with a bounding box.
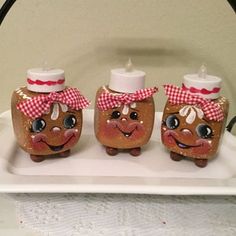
[11,68,90,162]
[94,61,158,156]
[161,66,229,167]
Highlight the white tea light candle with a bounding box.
[183,65,222,99]
[109,59,145,93]
[27,68,65,93]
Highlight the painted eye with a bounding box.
[111,110,121,119]
[165,115,179,129]
[196,124,213,139]
[31,118,46,133]
[130,112,138,120]
[63,115,77,129]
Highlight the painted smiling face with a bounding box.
[28,106,82,156]
[161,98,228,160]
[94,86,155,150]
[11,87,83,157]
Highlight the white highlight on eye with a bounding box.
[60,103,68,112]
[179,105,204,124]
[122,105,129,115]
[51,103,60,120]
[130,103,136,109]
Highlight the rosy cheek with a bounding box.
[102,120,120,137]
[192,139,212,155]
[106,120,117,128]
[63,129,79,147]
[64,129,78,138]
[162,130,177,147]
[129,123,145,139]
[31,133,48,151]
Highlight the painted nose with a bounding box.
[121,117,127,122]
[180,128,193,136]
[51,126,61,133]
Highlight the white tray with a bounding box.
[0,109,236,195]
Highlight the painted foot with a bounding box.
[59,149,70,158]
[129,147,141,156]
[170,152,184,161]
[106,146,119,156]
[30,154,45,162]
[194,158,208,168]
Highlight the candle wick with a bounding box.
[42,61,50,71]
[198,64,207,79]
[125,58,134,72]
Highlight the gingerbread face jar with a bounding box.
[161,66,229,167]
[94,61,158,156]
[11,68,90,162]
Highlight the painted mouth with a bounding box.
[116,125,137,138]
[39,134,76,152]
[171,135,201,149]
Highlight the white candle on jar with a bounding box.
[183,65,222,100]
[27,68,65,93]
[109,59,145,93]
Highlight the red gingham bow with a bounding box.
[17,88,90,118]
[97,87,158,111]
[163,84,224,122]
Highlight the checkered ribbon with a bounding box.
[163,84,224,121]
[17,88,90,118]
[97,87,158,111]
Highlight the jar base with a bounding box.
[30,149,71,162]
[170,152,184,161]
[105,146,141,156]
[194,158,208,168]
[170,151,208,168]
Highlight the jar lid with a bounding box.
[183,66,222,99]
[27,68,65,93]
